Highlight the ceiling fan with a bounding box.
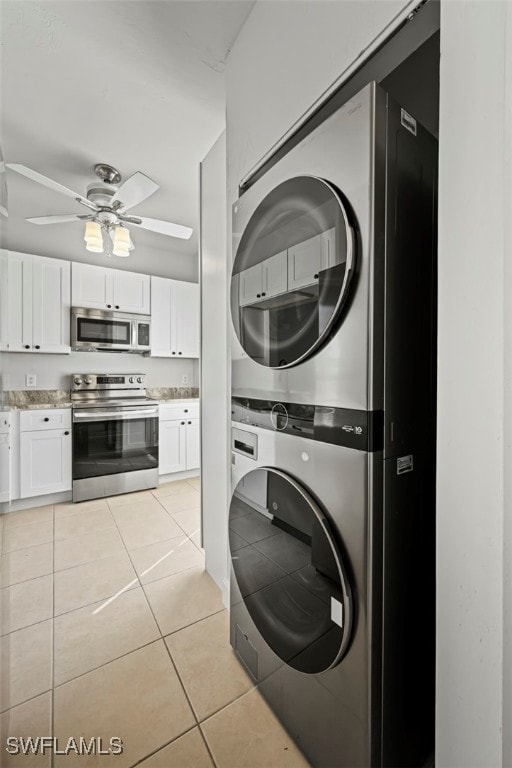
[6,162,193,257]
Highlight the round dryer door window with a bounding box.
[229,467,353,674]
[231,176,355,368]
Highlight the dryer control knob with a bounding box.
[73,377,83,386]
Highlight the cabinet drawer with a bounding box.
[159,402,199,421]
[0,412,9,434]
[20,408,71,432]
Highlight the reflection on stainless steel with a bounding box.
[231,176,355,370]
[229,468,351,674]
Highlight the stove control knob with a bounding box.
[137,376,143,383]
[73,377,83,386]
[129,377,135,383]
[84,378,92,385]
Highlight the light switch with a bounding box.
[182,374,189,384]
[25,374,37,387]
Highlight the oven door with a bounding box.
[72,406,159,480]
[72,310,134,351]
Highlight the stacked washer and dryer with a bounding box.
[228,82,437,768]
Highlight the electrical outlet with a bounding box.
[182,374,189,385]
[25,374,37,387]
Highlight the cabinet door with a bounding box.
[150,276,173,357]
[262,250,288,298]
[72,262,113,310]
[0,249,8,352]
[20,429,72,497]
[175,281,199,358]
[0,433,9,503]
[239,263,263,305]
[320,227,337,269]
[8,252,33,352]
[32,256,71,354]
[112,270,150,314]
[287,233,324,290]
[159,420,187,474]
[185,418,200,470]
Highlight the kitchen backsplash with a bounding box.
[2,352,199,390]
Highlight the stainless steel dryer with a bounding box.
[229,81,437,768]
[230,407,434,768]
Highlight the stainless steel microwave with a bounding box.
[71,307,151,353]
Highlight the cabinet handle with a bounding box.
[44,417,50,422]
[24,344,30,349]
[314,273,319,279]
[107,304,112,309]
[256,293,261,298]
[261,292,266,297]
[34,345,40,350]
[172,351,176,355]
[115,305,120,309]
[184,409,188,413]
[181,421,185,425]
[64,431,70,436]
[187,421,192,425]
[178,351,182,355]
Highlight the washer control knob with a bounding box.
[129,377,135,383]
[73,377,83,386]
[137,376,143,383]
[84,378,92,385]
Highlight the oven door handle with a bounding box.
[73,408,159,422]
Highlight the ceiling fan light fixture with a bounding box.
[84,220,101,242]
[113,243,130,257]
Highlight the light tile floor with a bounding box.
[0,478,310,768]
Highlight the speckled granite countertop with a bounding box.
[7,387,199,410]
[7,390,72,410]
[147,387,199,402]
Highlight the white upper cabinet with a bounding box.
[7,252,70,354]
[72,262,150,314]
[151,276,199,358]
[262,250,288,298]
[71,262,112,310]
[239,263,263,306]
[287,228,336,290]
[111,269,150,314]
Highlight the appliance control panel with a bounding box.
[71,374,146,391]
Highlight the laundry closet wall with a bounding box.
[222,1,512,766]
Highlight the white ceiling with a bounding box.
[0,0,254,275]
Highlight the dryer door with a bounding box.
[229,467,353,674]
[231,176,355,368]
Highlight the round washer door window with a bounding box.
[229,467,353,674]
[231,176,355,369]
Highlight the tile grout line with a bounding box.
[51,503,55,768]
[107,492,207,765]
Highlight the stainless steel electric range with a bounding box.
[71,373,159,502]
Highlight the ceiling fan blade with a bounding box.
[26,214,94,225]
[111,172,159,212]
[6,163,97,211]
[126,215,193,240]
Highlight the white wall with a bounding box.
[436,3,509,765]
[199,132,229,602]
[3,351,197,391]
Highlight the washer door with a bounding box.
[229,467,353,674]
[231,176,355,369]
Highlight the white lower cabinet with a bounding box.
[0,412,9,503]
[159,420,187,474]
[18,408,72,498]
[159,402,200,475]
